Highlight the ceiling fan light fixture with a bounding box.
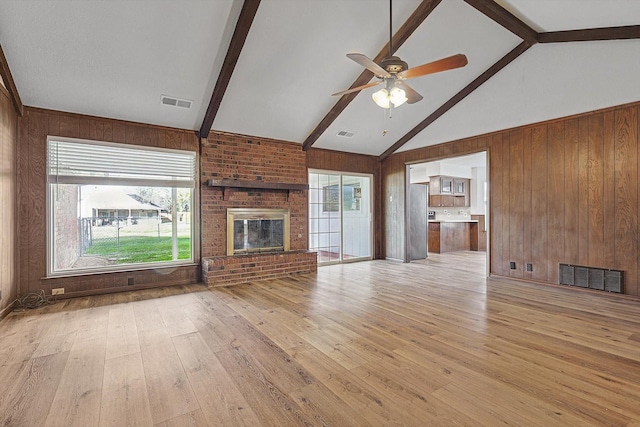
[389,86,407,107]
[372,88,390,109]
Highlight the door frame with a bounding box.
[404,150,490,277]
[308,169,374,265]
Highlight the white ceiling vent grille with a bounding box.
[161,95,192,109]
[337,130,355,138]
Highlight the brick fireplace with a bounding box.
[200,132,317,286]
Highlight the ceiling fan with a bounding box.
[332,0,468,109]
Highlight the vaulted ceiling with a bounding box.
[1,0,639,159]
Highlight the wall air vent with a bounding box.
[559,263,623,293]
[160,95,192,109]
[337,130,356,138]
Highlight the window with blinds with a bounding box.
[47,137,196,276]
[47,138,196,187]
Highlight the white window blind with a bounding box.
[47,138,196,187]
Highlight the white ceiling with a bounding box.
[1,0,639,157]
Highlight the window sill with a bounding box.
[43,262,199,280]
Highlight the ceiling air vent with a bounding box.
[337,130,355,138]
[160,95,192,109]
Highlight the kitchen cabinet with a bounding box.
[428,220,475,253]
[470,215,487,251]
[429,176,470,207]
[429,194,454,207]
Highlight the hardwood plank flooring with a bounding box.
[2,252,640,426]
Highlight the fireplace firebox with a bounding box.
[226,208,290,256]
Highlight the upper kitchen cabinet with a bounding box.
[429,176,469,207]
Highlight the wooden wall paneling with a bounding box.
[27,111,48,294]
[164,129,180,150]
[587,114,605,267]
[614,107,638,295]
[126,125,143,146]
[530,125,548,282]
[489,134,504,276]
[48,111,60,137]
[142,127,155,148]
[1,94,6,306]
[508,130,524,278]
[382,156,406,261]
[1,96,5,307]
[577,117,590,265]
[59,114,80,139]
[0,88,18,314]
[501,133,510,276]
[638,106,640,297]
[17,109,29,299]
[522,128,532,280]
[546,122,565,284]
[103,121,113,141]
[89,119,103,141]
[563,118,579,265]
[112,122,125,143]
[602,111,616,268]
[10,99,17,301]
[307,148,379,174]
[79,117,91,140]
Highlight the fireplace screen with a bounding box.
[227,208,290,256]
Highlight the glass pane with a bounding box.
[341,175,371,259]
[51,184,192,273]
[309,172,341,264]
[308,172,372,264]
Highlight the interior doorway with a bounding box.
[406,151,488,275]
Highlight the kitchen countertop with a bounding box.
[428,219,478,223]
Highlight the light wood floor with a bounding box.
[2,252,640,426]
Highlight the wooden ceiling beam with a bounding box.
[463,0,538,44]
[539,25,640,43]
[301,0,442,151]
[0,43,24,117]
[199,0,261,139]
[379,40,532,160]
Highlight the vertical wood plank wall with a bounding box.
[382,100,640,296]
[17,107,201,298]
[0,85,18,316]
[307,148,381,258]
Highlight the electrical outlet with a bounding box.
[526,263,533,272]
[509,261,516,270]
[127,277,134,286]
[52,287,65,296]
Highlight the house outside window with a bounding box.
[47,137,196,276]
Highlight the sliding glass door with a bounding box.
[308,171,372,264]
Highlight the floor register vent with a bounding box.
[559,264,623,293]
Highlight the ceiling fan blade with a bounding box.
[396,81,423,104]
[347,53,391,78]
[331,81,382,97]
[398,54,468,80]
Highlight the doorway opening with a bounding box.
[406,151,488,275]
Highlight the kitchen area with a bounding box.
[408,152,487,259]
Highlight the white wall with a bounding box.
[471,166,487,215]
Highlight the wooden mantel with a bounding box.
[207,178,308,200]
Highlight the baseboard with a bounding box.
[0,300,16,322]
[44,279,203,300]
